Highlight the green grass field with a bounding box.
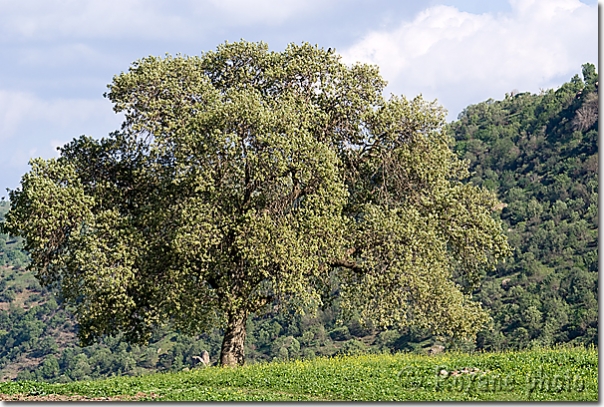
[0,346,597,401]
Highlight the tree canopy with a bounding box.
[2,41,509,366]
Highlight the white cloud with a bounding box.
[0,90,122,190]
[204,0,328,26]
[0,0,192,41]
[17,43,116,69]
[341,0,597,120]
[0,0,331,42]
[7,148,38,168]
[0,91,36,140]
[0,90,119,141]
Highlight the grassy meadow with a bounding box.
[0,346,597,401]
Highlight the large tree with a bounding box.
[2,41,509,366]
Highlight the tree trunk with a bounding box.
[219,309,248,367]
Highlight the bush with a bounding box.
[329,326,351,341]
[302,348,316,360]
[0,290,16,303]
[375,330,401,350]
[40,355,61,380]
[270,336,300,360]
[275,347,289,361]
[32,336,58,358]
[337,339,368,356]
[347,318,374,337]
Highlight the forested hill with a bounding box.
[448,63,598,349]
[0,64,598,382]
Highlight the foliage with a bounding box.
[0,201,28,270]
[448,63,598,350]
[0,347,597,401]
[1,41,509,365]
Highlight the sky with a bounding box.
[0,0,599,195]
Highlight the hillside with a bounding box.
[0,64,598,381]
[448,63,598,350]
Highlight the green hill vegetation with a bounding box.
[0,63,598,389]
[0,347,598,401]
[449,63,598,350]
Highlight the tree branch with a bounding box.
[329,259,364,274]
